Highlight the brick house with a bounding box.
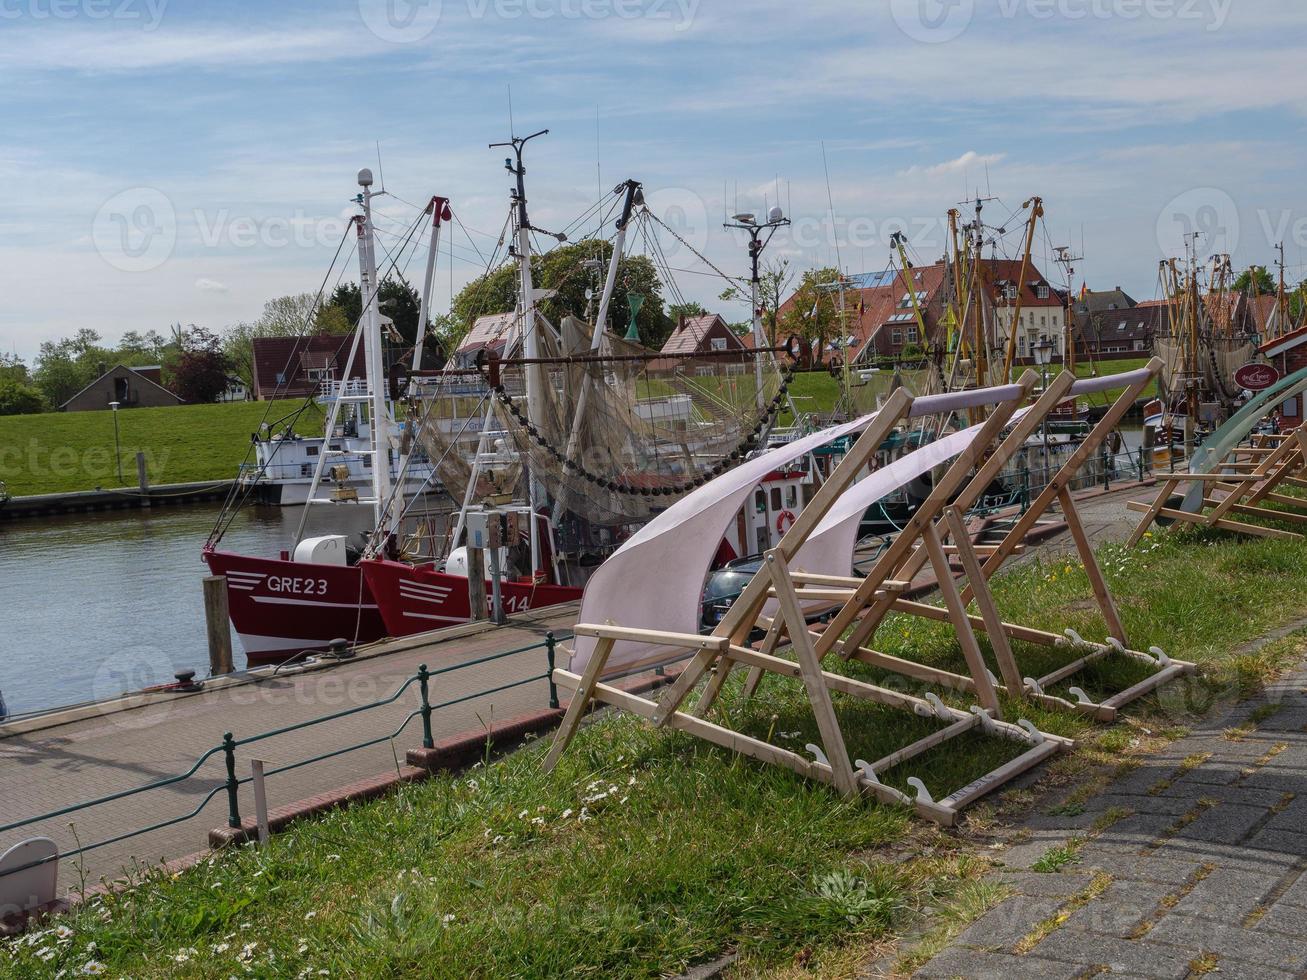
[251,335,366,400]
[60,363,183,412]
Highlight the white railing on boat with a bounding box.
[318,379,371,400]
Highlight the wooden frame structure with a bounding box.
[1126,425,1307,545]
[546,376,1079,826]
[861,357,1196,722]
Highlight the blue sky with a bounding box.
[3,0,1307,362]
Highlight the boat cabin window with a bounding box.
[754,489,765,513]
[306,446,319,457]
[785,485,797,509]
[770,487,782,511]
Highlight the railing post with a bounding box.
[418,664,434,750]
[1102,443,1111,491]
[545,632,559,710]
[223,732,241,829]
[1019,463,1030,514]
[1137,445,1145,482]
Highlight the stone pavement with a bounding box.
[0,604,579,895]
[913,662,1307,979]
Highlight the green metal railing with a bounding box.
[0,631,568,882]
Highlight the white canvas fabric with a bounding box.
[570,412,879,674]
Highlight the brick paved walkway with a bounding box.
[913,657,1307,977]
[0,604,578,895]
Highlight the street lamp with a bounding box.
[725,206,790,412]
[108,400,123,484]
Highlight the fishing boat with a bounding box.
[203,138,799,664]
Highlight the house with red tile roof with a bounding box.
[251,335,365,400]
[659,313,748,361]
[1259,324,1307,427]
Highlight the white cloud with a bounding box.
[900,151,1007,179]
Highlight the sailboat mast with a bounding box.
[357,168,393,530]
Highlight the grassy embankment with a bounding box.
[0,359,1154,498]
[0,400,323,496]
[6,511,1307,978]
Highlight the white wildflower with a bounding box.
[80,963,107,976]
[213,942,231,954]
[517,809,528,819]
[54,926,74,941]
[441,913,456,926]
[325,854,341,862]
[298,941,309,955]
[303,911,317,921]
[560,808,574,819]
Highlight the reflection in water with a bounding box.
[0,502,378,715]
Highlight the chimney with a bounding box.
[98,361,107,377]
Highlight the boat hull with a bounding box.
[360,558,581,638]
[203,548,389,665]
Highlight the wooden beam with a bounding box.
[1056,488,1127,643]
[945,506,1024,695]
[542,636,615,772]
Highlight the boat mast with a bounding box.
[357,168,393,530]
[491,128,549,575]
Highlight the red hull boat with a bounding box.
[360,558,580,638]
[203,547,387,666]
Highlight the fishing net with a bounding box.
[412,314,791,538]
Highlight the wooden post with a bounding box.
[203,575,234,676]
[466,546,487,621]
[136,451,149,494]
[251,759,270,844]
[944,507,1023,696]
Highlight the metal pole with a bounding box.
[222,732,241,829]
[418,664,434,749]
[112,405,123,483]
[544,633,559,710]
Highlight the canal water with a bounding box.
[0,502,378,717]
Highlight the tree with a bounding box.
[451,240,674,349]
[778,267,841,365]
[718,258,793,347]
[167,326,229,403]
[222,292,352,386]
[0,352,29,386]
[1233,266,1276,297]
[668,301,708,322]
[0,379,44,415]
[33,329,114,407]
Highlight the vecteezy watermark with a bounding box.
[891,0,1232,43]
[92,187,177,273]
[92,187,354,272]
[92,644,181,730]
[641,186,711,261]
[0,0,168,30]
[1155,186,1240,259]
[359,0,698,43]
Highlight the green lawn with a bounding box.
[7,522,1307,978]
[0,400,323,496]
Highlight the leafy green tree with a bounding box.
[1233,266,1276,296]
[33,329,115,407]
[451,240,673,349]
[0,379,44,415]
[668,301,707,321]
[222,293,353,386]
[0,352,29,385]
[778,267,841,365]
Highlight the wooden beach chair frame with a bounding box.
[1126,425,1307,545]
[739,359,1189,725]
[894,357,1195,722]
[545,375,1074,827]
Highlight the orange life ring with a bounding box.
[776,509,796,535]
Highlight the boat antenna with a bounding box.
[375,141,386,192]
[507,84,516,139]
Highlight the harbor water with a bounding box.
[0,502,379,717]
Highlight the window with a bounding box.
[785,485,797,509]
[891,328,903,346]
[770,487,782,510]
[306,366,333,382]
[1036,283,1050,300]
[906,326,919,344]
[1018,335,1027,353]
[275,371,286,384]
[1040,315,1047,327]
[709,336,727,351]
[1004,283,1018,301]
[306,446,319,457]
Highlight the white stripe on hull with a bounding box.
[250,596,380,610]
[237,633,340,654]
